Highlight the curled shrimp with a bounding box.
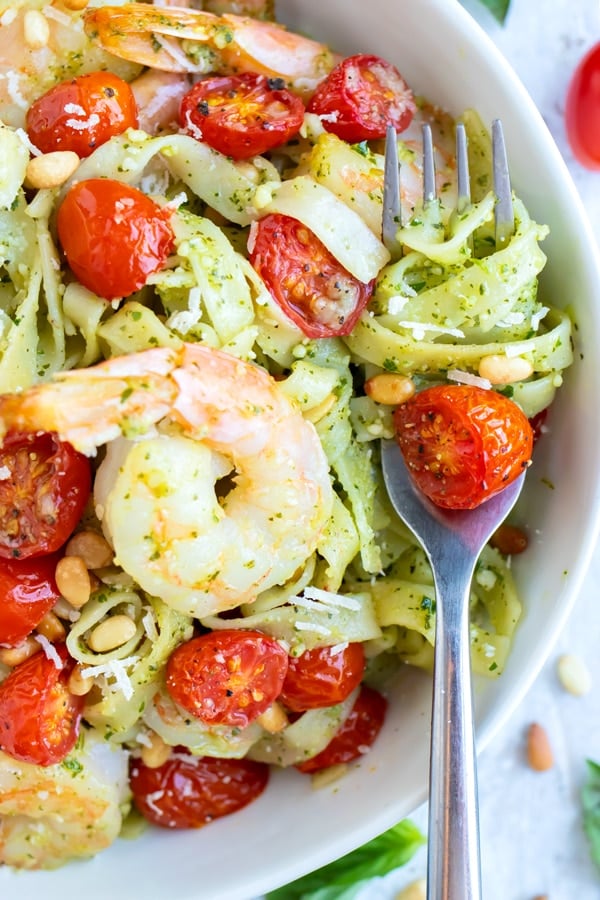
[83,3,337,98]
[0,730,129,869]
[0,343,334,618]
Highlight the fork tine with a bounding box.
[492,118,514,247]
[382,124,403,258]
[455,122,471,214]
[422,123,436,206]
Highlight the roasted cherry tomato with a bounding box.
[306,53,415,142]
[26,72,138,158]
[57,179,174,300]
[279,643,365,712]
[0,553,62,646]
[0,429,91,559]
[166,630,289,728]
[0,643,83,765]
[393,384,533,510]
[249,213,374,337]
[565,42,600,169]
[529,407,548,444]
[296,685,387,773]
[179,72,304,159]
[130,751,269,829]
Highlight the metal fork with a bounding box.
[381,120,518,900]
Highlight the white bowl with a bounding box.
[4,1,600,898]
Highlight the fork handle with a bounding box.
[427,545,482,900]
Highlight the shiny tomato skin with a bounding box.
[393,384,533,510]
[566,42,600,170]
[249,213,374,337]
[57,179,174,300]
[165,630,289,729]
[0,429,91,560]
[0,553,62,646]
[129,752,269,829]
[296,685,387,773]
[180,72,304,159]
[0,643,83,766]
[307,53,415,142]
[280,643,365,712]
[26,72,138,158]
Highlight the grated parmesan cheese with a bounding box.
[302,586,361,611]
[447,369,492,390]
[398,321,465,341]
[34,634,64,669]
[81,656,140,701]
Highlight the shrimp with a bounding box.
[0,343,334,618]
[0,729,129,869]
[83,3,337,98]
[0,1,143,128]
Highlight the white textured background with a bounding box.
[361,1,600,898]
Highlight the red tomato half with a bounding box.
[393,384,533,510]
[249,213,374,337]
[0,553,62,646]
[0,643,83,766]
[26,72,138,158]
[165,630,289,729]
[566,41,600,170]
[296,685,387,773]
[57,179,175,300]
[307,53,415,142]
[280,643,365,712]
[0,429,91,559]
[130,752,269,829]
[180,72,304,159]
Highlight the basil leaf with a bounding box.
[266,819,425,900]
[469,0,512,22]
[583,759,600,871]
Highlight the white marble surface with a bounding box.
[360,1,600,898]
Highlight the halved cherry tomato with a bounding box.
[130,751,269,829]
[57,179,175,300]
[249,213,374,337]
[306,53,415,142]
[0,553,62,646]
[529,407,548,444]
[26,72,138,158]
[295,685,387,773]
[393,384,533,510]
[279,643,365,712]
[0,429,91,559]
[0,643,83,766]
[179,72,304,159]
[565,42,600,170]
[165,630,289,729]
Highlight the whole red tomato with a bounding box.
[57,179,174,300]
[165,630,289,729]
[26,71,138,157]
[0,643,83,766]
[393,384,533,510]
[129,752,269,829]
[249,213,374,337]
[566,41,600,169]
[0,553,62,646]
[180,72,304,159]
[307,53,415,142]
[0,429,91,559]
[280,643,365,712]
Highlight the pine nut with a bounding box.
[365,373,415,405]
[478,354,534,385]
[88,615,137,653]
[395,880,427,900]
[65,530,114,569]
[0,637,40,667]
[36,610,66,642]
[526,722,554,771]
[56,0,90,9]
[55,556,92,609]
[310,763,348,789]
[140,732,171,769]
[25,151,80,190]
[68,664,93,696]
[23,10,50,49]
[557,653,592,696]
[255,701,289,733]
[490,523,528,555]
